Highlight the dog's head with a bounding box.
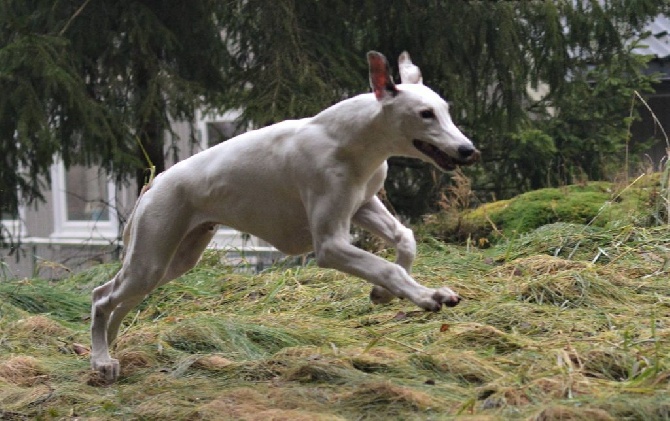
[367,51,480,171]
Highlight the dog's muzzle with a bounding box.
[413,140,480,171]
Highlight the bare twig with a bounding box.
[59,0,93,36]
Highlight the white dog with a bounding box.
[90,51,479,382]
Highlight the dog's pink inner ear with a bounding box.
[367,52,396,100]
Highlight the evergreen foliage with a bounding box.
[0,0,667,232]
[218,0,667,218]
[0,0,229,237]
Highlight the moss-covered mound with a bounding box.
[423,175,666,244]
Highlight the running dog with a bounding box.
[90,51,480,382]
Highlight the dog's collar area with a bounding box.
[412,139,478,171]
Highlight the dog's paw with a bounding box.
[419,287,461,312]
[433,287,461,308]
[91,358,120,383]
[370,285,396,304]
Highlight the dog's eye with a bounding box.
[419,109,436,119]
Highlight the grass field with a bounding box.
[1,180,669,420]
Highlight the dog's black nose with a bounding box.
[458,145,476,159]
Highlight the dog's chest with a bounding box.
[364,163,388,198]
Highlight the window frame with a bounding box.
[50,161,119,241]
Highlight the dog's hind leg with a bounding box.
[353,196,416,304]
[104,294,147,347]
[102,223,217,357]
[90,265,157,382]
[161,223,218,282]
[91,208,192,382]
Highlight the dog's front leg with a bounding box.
[353,196,416,270]
[310,189,459,310]
[314,234,459,311]
[352,196,416,304]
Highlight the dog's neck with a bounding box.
[312,93,397,172]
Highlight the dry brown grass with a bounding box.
[0,356,48,386]
[0,194,669,419]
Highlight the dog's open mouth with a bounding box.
[412,140,479,171]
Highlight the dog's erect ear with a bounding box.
[398,51,423,84]
[367,51,398,101]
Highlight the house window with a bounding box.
[206,121,243,147]
[197,109,245,149]
[64,165,110,222]
[51,162,118,240]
